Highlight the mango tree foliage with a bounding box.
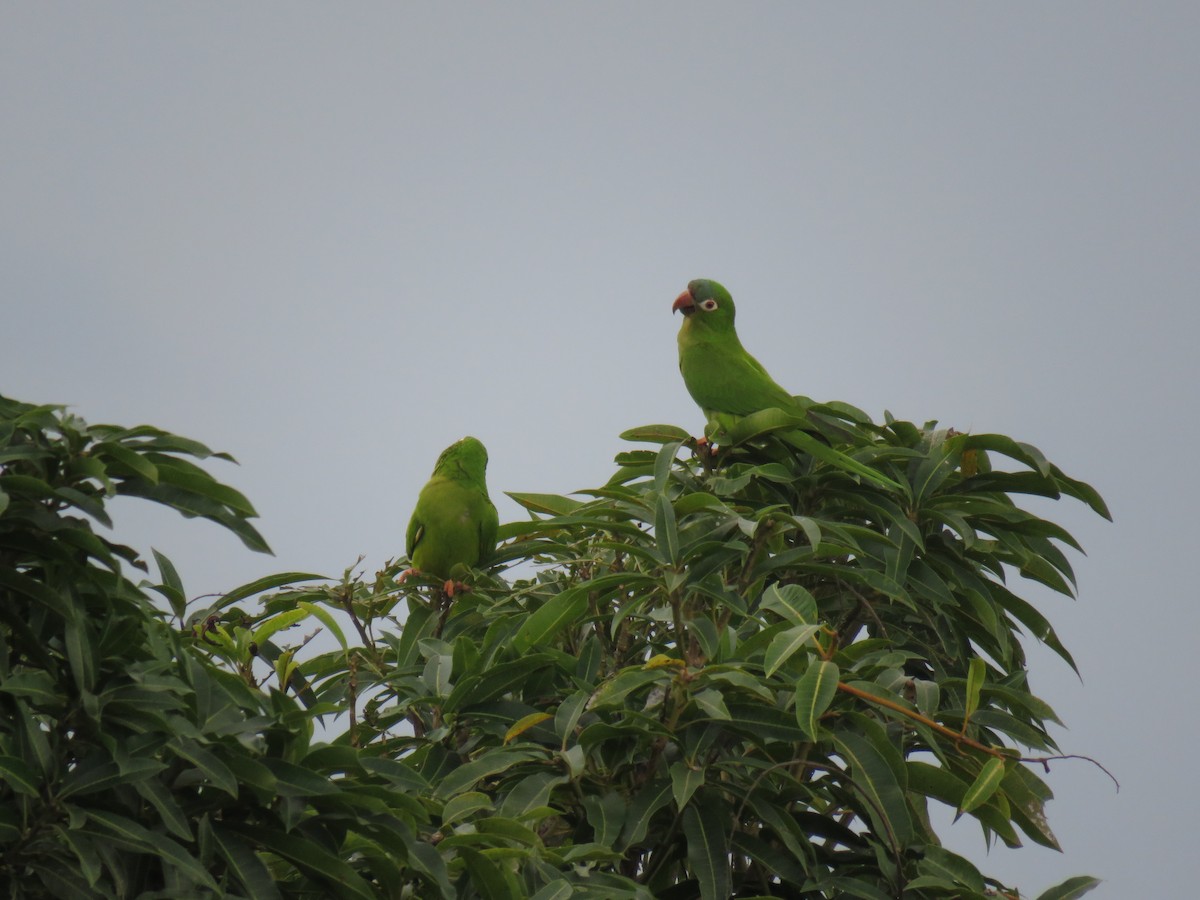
[0,393,1107,899]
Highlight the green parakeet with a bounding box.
[674,278,899,489]
[673,278,799,440]
[404,436,499,595]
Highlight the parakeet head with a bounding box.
[432,436,489,483]
[672,278,736,331]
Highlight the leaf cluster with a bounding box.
[0,393,1108,899]
[0,396,446,898]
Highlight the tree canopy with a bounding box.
[0,392,1108,898]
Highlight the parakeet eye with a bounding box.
[700,299,718,311]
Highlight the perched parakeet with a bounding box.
[673,278,799,441]
[673,278,899,488]
[404,436,499,595]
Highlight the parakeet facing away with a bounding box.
[404,436,499,595]
[674,278,899,489]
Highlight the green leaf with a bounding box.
[683,798,732,900]
[760,582,818,624]
[222,823,377,900]
[505,491,584,515]
[262,758,338,797]
[619,424,692,444]
[0,755,40,795]
[1036,875,1102,900]
[212,826,283,900]
[443,791,493,826]
[513,573,649,651]
[764,624,820,677]
[63,615,97,692]
[670,761,705,810]
[167,740,238,797]
[964,656,986,723]
[215,571,327,609]
[795,659,839,740]
[133,778,193,841]
[252,605,313,643]
[917,845,985,892]
[832,730,914,846]
[691,687,731,720]
[460,847,523,899]
[618,779,673,850]
[84,809,220,891]
[958,756,1007,815]
[0,670,60,705]
[583,792,626,848]
[297,600,349,650]
[94,440,160,483]
[434,750,541,799]
[654,492,679,564]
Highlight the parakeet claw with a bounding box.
[398,567,419,583]
[443,579,470,598]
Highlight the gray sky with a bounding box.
[3,4,1197,895]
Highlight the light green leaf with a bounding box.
[619,424,692,444]
[760,582,818,625]
[795,659,839,740]
[965,656,986,723]
[764,624,820,677]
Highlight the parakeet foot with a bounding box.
[398,567,419,583]
[443,579,471,598]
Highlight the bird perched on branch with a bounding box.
[402,436,498,596]
[673,278,898,489]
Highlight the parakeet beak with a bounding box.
[672,289,696,316]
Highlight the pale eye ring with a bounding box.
[699,298,718,311]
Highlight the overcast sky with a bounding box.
[3,4,1197,895]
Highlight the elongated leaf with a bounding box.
[1036,875,1102,900]
[212,826,283,900]
[505,492,584,516]
[764,624,820,677]
[795,659,839,740]
[583,792,626,848]
[222,823,377,900]
[84,809,220,890]
[964,656,986,724]
[443,791,493,826]
[654,492,679,564]
[505,712,553,744]
[296,600,349,650]
[760,582,818,624]
[683,798,732,900]
[460,847,522,899]
[619,424,692,444]
[252,605,312,643]
[832,730,914,846]
[0,755,39,795]
[215,572,327,609]
[167,740,238,797]
[670,760,705,810]
[513,573,648,651]
[917,845,985,892]
[434,750,541,799]
[94,440,160,482]
[959,757,1007,815]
